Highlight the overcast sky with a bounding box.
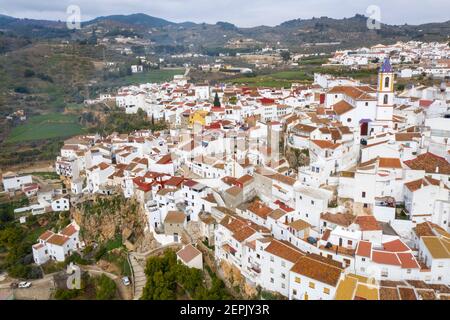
[1,0,449,27]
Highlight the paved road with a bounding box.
[0,274,56,300]
[0,267,133,300]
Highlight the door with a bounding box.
[360,122,368,136]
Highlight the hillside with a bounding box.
[0,13,449,51]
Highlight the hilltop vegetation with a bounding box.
[141,250,231,300]
[0,202,70,280]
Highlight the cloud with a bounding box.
[0,0,449,27]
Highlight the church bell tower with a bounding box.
[376,57,394,122]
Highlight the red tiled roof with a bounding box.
[383,239,410,252]
[177,244,201,263]
[156,154,172,165]
[397,252,420,269]
[355,216,382,231]
[265,239,304,263]
[405,176,441,192]
[372,251,401,266]
[332,100,354,115]
[311,140,341,149]
[379,157,402,169]
[356,241,372,258]
[39,230,54,241]
[60,224,77,237]
[404,152,450,175]
[419,99,433,107]
[133,177,152,192]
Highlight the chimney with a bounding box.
[435,166,440,174]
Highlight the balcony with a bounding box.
[319,244,355,257]
[375,196,395,208]
[250,265,261,274]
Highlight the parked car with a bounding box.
[18,281,32,288]
[122,277,131,286]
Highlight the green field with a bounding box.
[109,68,185,87]
[227,70,313,88]
[6,113,84,143]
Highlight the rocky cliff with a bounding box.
[72,195,149,250]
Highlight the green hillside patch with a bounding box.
[107,68,185,87]
[6,113,84,143]
[227,70,313,88]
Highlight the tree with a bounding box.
[141,249,231,300]
[280,51,291,62]
[213,92,221,107]
[24,69,35,78]
[95,274,117,300]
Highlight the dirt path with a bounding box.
[0,160,54,175]
[80,265,132,300]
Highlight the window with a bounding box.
[324,288,330,295]
[362,191,366,198]
[281,273,286,279]
[295,277,301,284]
[270,256,274,262]
[347,118,351,123]
[281,261,286,267]
[270,278,274,283]
[384,76,390,88]
[383,94,388,104]
[309,282,315,289]
[293,289,297,296]
[348,240,353,246]
[311,200,314,205]
[270,268,274,274]
[281,283,285,289]
[365,102,369,106]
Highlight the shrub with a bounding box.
[24,69,35,78]
[54,288,81,300]
[14,86,30,94]
[95,274,117,300]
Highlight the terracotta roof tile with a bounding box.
[290,255,343,287]
[177,244,201,263]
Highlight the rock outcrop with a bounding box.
[72,195,149,250]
